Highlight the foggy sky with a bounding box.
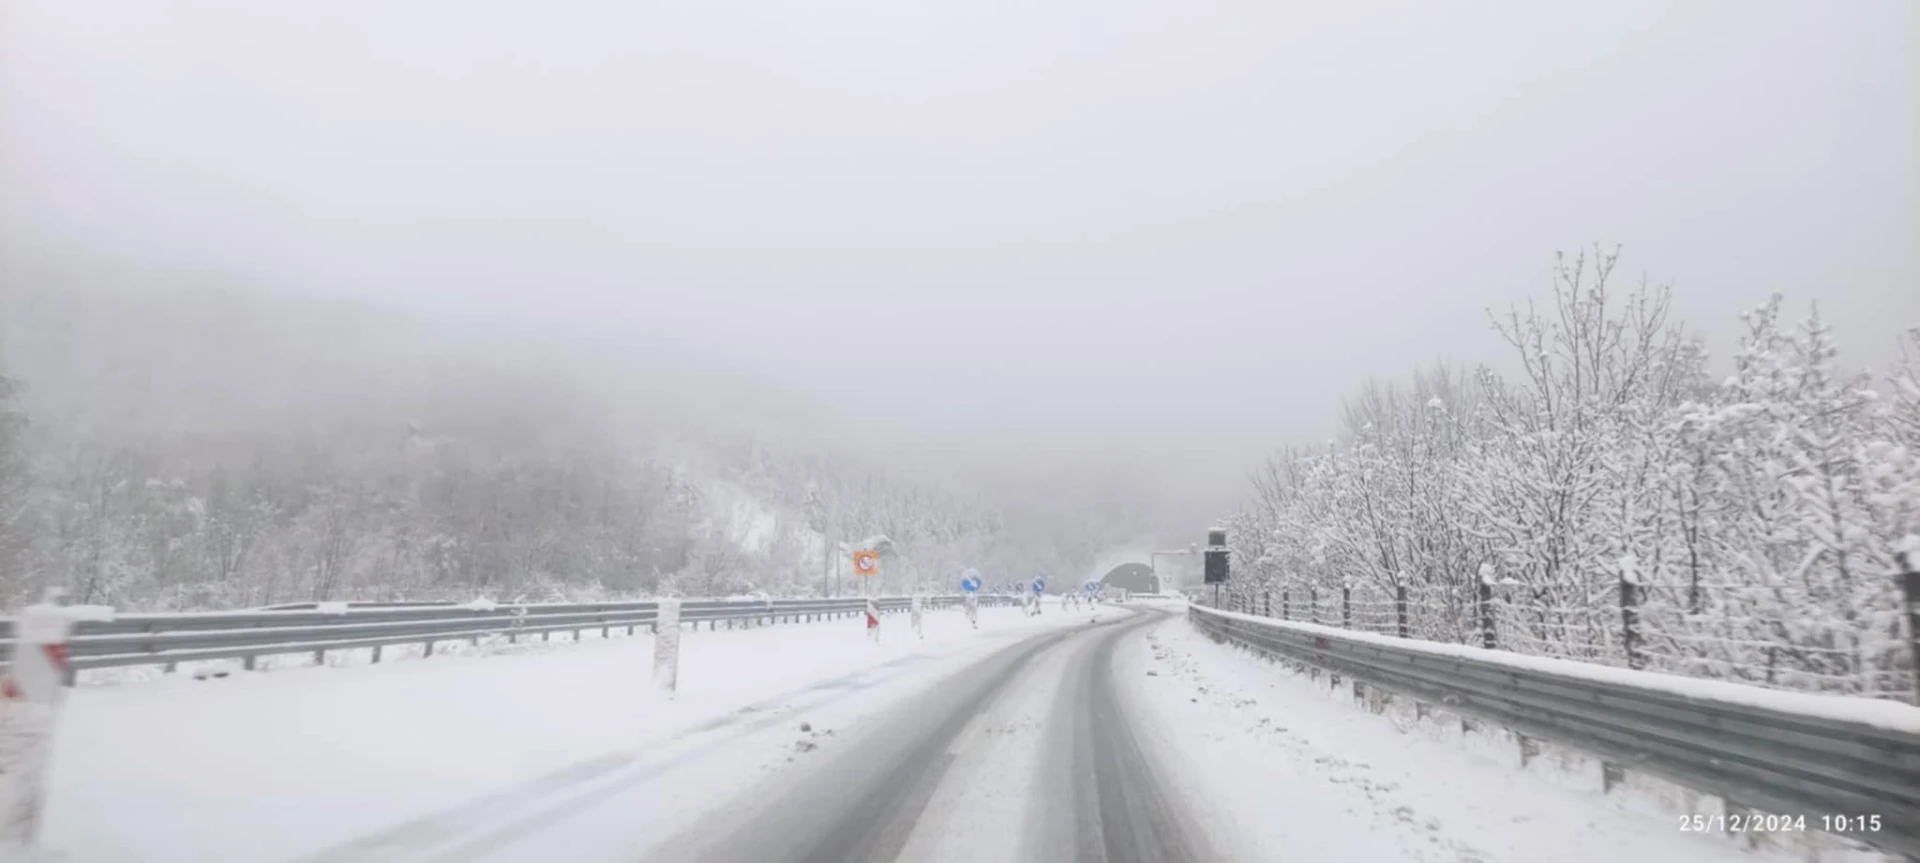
[2,0,1914,500]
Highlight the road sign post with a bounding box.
[961,571,981,628]
[0,591,112,850]
[652,597,682,696]
[1204,527,1231,608]
[853,549,880,611]
[910,595,925,639]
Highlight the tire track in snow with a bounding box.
[292,651,943,863]
[637,606,1212,863]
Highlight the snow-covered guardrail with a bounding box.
[1188,603,1920,859]
[0,594,1018,678]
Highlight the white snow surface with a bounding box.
[1191,605,1920,734]
[1122,617,1823,863]
[38,606,1079,863]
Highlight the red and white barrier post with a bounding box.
[0,590,112,851]
[909,595,924,639]
[652,598,682,696]
[865,597,881,642]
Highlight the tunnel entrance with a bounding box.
[1100,562,1159,594]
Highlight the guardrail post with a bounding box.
[1341,586,1351,630]
[653,598,681,695]
[1280,589,1289,620]
[1394,585,1409,638]
[1900,553,1918,705]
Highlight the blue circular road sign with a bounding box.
[1031,577,1047,594]
[961,573,981,593]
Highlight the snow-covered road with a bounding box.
[633,604,1206,863]
[39,600,1816,863]
[618,604,1804,863]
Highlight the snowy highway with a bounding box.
[637,605,1204,863]
[39,600,1814,863]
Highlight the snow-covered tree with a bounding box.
[1230,251,1920,701]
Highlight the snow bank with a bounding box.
[1126,618,1818,863]
[39,605,1078,862]
[1191,605,1920,735]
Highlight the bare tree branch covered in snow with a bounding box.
[1229,250,1920,701]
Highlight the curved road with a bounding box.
[638,606,1212,863]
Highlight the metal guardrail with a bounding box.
[0,594,1019,675]
[1189,604,1920,859]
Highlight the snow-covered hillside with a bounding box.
[0,268,1112,609]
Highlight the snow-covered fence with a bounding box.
[1190,602,1920,859]
[0,594,1022,678]
[1234,569,1919,703]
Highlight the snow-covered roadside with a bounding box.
[39,606,1077,863]
[1117,616,1855,863]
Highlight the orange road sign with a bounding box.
[853,549,879,577]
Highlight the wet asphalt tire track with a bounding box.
[1075,613,1201,863]
[639,606,1207,863]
